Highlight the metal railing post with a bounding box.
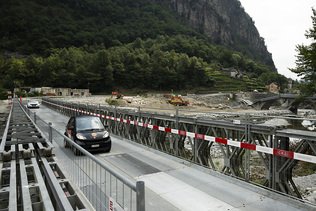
[136,181,145,211]
[175,107,179,156]
[194,118,197,163]
[244,124,250,182]
[49,122,53,143]
[114,105,117,134]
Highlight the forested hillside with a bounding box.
[0,0,195,54]
[0,0,287,94]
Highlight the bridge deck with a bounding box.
[34,104,315,211]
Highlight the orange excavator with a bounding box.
[111,91,123,99]
[168,95,189,106]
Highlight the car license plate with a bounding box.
[91,144,99,148]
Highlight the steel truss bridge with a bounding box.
[42,97,316,201]
[0,100,93,210]
[1,97,316,210]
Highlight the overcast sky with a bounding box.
[239,0,315,79]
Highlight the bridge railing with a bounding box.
[42,97,316,205]
[25,100,145,211]
[0,99,95,211]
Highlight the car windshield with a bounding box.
[76,117,105,131]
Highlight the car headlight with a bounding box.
[103,131,109,138]
[76,133,87,140]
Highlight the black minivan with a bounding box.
[64,115,111,155]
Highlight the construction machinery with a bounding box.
[111,91,123,99]
[168,95,189,106]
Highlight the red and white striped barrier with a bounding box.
[45,101,316,164]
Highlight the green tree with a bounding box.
[93,50,114,91]
[291,9,316,95]
[5,58,28,89]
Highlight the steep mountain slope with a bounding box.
[0,0,289,93]
[0,0,274,69]
[0,0,195,53]
[161,0,275,69]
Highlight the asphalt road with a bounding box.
[29,103,313,211]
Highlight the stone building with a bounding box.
[266,82,280,93]
[28,87,90,97]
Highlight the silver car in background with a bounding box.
[27,100,40,108]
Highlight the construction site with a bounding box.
[64,92,316,125]
[2,91,315,135]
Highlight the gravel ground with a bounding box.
[0,100,10,113]
[0,100,11,137]
[293,174,316,203]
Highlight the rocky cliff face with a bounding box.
[155,0,276,70]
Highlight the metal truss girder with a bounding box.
[43,98,316,202]
[7,160,16,211]
[0,99,93,210]
[276,129,316,141]
[0,160,16,211]
[19,157,55,210]
[41,157,87,211]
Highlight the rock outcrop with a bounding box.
[155,0,276,70]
